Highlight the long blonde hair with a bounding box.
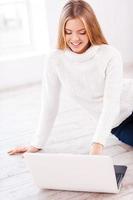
[57,0,108,49]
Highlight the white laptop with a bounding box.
[24,152,127,193]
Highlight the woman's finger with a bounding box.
[8,147,28,155]
[8,150,16,155]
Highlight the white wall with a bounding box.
[45,0,133,64]
[29,0,50,54]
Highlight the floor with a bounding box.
[1,65,133,200]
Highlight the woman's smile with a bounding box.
[70,42,82,48]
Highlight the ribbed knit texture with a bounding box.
[31,44,124,148]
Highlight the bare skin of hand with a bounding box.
[89,143,104,155]
[7,146,41,155]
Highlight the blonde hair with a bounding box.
[57,0,108,49]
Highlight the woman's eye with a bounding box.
[65,31,86,35]
[80,32,86,35]
[65,31,71,34]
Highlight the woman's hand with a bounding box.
[89,143,104,155]
[7,146,41,155]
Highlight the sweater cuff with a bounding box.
[30,138,45,149]
[91,134,110,146]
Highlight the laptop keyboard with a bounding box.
[116,173,124,187]
[114,165,127,188]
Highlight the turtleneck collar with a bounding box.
[64,44,103,62]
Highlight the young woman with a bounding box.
[8,0,133,155]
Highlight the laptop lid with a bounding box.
[24,152,121,193]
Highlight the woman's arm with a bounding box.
[30,54,61,149]
[91,51,123,150]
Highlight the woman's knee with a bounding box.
[112,125,133,146]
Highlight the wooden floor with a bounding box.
[1,65,133,199]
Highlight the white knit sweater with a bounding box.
[31,44,133,149]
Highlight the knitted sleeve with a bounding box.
[30,53,61,149]
[91,51,123,146]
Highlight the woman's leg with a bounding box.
[111,112,133,146]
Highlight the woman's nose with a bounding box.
[71,33,80,41]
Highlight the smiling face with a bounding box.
[65,18,90,54]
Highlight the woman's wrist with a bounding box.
[89,142,104,155]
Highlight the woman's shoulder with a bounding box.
[99,44,122,58]
[47,49,64,61]
[44,49,64,73]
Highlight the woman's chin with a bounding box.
[71,47,84,54]
[70,45,89,54]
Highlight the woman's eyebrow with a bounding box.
[65,28,85,31]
